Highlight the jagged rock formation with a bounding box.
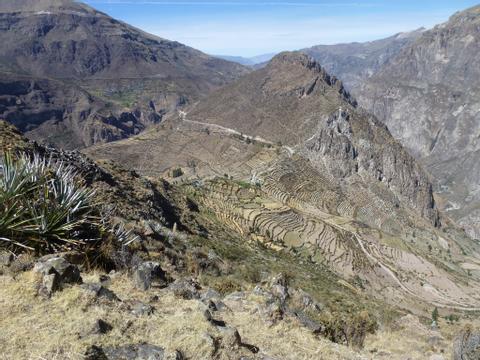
[302,29,424,91]
[0,0,248,148]
[357,5,480,239]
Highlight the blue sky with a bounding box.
[83,0,479,57]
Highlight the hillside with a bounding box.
[357,5,480,240]
[4,120,473,360]
[86,52,480,317]
[0,0,248,149]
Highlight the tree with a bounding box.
[432,307,439,323]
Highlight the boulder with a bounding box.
[168,278,200,299]
[33,256,82,297]
[133,261,168,291]
[81,283,120,301]
[453,327,480,360]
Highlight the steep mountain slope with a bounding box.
[302,29,424,92]
[357,5,480,239]
[187,52,438,224]
[0,0,248,148]
[87,52,480,313]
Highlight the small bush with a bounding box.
[171,168,183,178]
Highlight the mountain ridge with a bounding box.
[0,0,249,149]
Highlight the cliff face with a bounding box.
[302,108,438,225]
[0,0,248,149]
[357,6,480,238]
[302,29,424,92]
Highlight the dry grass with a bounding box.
[0,270,478,360]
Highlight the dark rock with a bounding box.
[81,283,120,301]
[103,344,165,360]
[33,256,82,297]
[93,319,113,335]
[453,327,480,360]
[203,309,226,327]
[168,278,200,299]
[133,261,167,291]
[84,345,108,360]
[131,302,155,316]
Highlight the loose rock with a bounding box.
[133,261,168,291]
[168,278,200,299]
[81,283,120,301]
[33,256,82,297]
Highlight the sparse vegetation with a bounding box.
[432,307,439,324]
[171,167,184,178]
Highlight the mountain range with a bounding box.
[0,0,248,149]
[1,1,480,359]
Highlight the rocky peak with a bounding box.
[268,51,318,69]
[265,51,356,106]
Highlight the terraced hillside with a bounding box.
[184,169,480,312]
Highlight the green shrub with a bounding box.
[0,152,137,254]
[171,167,183,178]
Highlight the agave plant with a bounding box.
[0,152,98,252]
